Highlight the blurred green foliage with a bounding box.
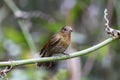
[4,26,26,43]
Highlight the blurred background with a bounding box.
[0,0,120,80]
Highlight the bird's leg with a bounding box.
[62,53,71,59]
[62,52,69,55]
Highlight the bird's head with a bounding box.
[60,26,73,34]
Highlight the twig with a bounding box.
[0,60,13,79]
[104,9,120,38]
[104,9,110,28]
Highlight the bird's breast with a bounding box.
[50,34,71,53]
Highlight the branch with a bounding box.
[0,38,117,67]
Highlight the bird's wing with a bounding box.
[49,34,61,46]
[40,34,61,57]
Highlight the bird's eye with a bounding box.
[64,28,67,31]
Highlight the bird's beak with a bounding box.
[68,27,73,32]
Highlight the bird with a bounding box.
[37,26,72,68]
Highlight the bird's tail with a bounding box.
[36,52,53,68]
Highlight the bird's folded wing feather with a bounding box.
[40,34,61,56]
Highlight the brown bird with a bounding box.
[37,26,72,68]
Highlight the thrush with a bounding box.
[37,26,72,68]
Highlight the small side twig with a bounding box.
[0,60,13,79]
[104,9,120,38]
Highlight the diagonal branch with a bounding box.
[0,38,117,67]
